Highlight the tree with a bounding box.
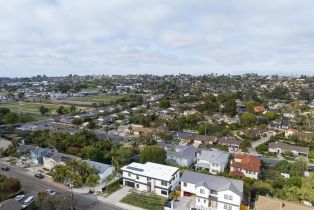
[245,101,256,113]
[264,112,277,121]
[159,99,171,109]
[291,157,308,176]
[140,146,166,164]
[107,145,123,171]
[86,174,99,192]
[240,139,251,152]
[0,107,10,116]
[39,105,49,116]
[56,106,68,115]
[69,105,76,114]
[4,112,19,124]
[224,99,237,117]
[240,112,257,126]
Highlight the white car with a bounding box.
[46,189,56,196]
[15,194,25,201]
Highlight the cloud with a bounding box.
[0,0,314,77]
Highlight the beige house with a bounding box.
[0,139,12,151]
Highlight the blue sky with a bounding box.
[0,0,314,77]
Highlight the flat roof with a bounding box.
[122,162,179,181]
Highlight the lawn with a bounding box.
[121,192,167,210]
[64,94,126,103]
[0,103,86,115]
[102,180,122,197]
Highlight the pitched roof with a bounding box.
[231,153,261,172]
[198,150,229,164]
[268,141,309,154]
[83,160,112,174]
[255,196,314,210]
[181,171,243,197]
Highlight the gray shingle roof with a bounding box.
[181,171,243,197]
[198,150,229,164]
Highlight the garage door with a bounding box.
[125,180,135,187]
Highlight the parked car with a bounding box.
[46,189,56,196]
[15,194,25,201]
[21,196,35,209]
[34,173,44,179]
[1,167,9,171]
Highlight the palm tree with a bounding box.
[86,174,99,192]
[39,105,49,126]
[106,145,122,171]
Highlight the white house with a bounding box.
[121,162,180,197]
[181,171,243,210]
[195,150,229,174]
[83,160,113,183]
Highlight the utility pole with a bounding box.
[68,180,75,210]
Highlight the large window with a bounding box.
[224,194,233,201]
[128,172,131,177]
[200,189,205,194]
[136,175,139,180]
[161,181,167,186]
[136,184,139,188]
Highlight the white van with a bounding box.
[21,196,35,209]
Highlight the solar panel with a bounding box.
[127,166,144,172]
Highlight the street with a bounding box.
[0,162,122,210]
[251,131,276,149]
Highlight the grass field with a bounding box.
[0,103,86,115]
[64,94,125,103]
[121,192,166,210]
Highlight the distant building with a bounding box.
[268,141,309,156]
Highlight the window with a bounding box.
[210,190,217,195]
[200,189,204,194]
[136,184,139,188]
[161,181,167,186]
[198,198,200,202]
[136,175,139,180]
[183,182,187,187]
[161,190,168,195]
[224,204,232,210]
[204,199,206,203]
[224,194,233,201]
[128,172,131,177]
[147,177,151,181]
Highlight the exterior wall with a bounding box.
[217,190,241,210]
[181,182,196,197]
[122,169,180,198]
[230,166,259,179]
[43,157,57,170]
[99,167,113,183]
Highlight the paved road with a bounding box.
[251,131,276,149]
[0,162,122,210]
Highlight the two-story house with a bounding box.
[195,150,229,174]
[158,142,198,167]
[181,171,243,210]
[121,162,180,197]
[230,153,261,179]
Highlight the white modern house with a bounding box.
[180,171,243,210]
[121,162,180,197]
[195,150,229,174]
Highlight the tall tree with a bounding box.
[140,146,166,164]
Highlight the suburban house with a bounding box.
[218,137,240,152]
[174,132,196,144]
[43,152,81,170]
[158,142,198,167]
[16,144,36,154]
[254,105,266,113]
[195,150,229,174]
[121,162,180,197]
[30,147,54,165]
[180,171,243,210]
[230,153,261,179]
[268,141,309,156]
[83,160,113,183]
[194,135,218,145]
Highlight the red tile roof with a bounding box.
[231,153,261,172]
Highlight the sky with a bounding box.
[0,0,314,77]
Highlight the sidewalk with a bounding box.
[99,186,131,205]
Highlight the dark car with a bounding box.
[34,173,44,179]
[1,167,9,171]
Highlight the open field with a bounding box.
[64,94,125,103]
[0,103,87,115]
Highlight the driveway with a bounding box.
[251,131,276,148]
[101,186,131,205]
